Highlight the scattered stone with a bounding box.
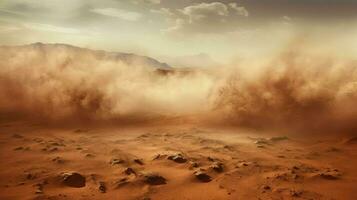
[254,139,270,145]
[211,162,224,172]
[99,181,106,193]
[263,185,271,190]
[33,138,43,143]
[134,158,144,165]
[342,136,357,145]
[194,170,211,182]
[110,158,125,165]
[52,156,65,164]
[142,172,166,185]
[34,183,44,194]
[85,153,95,158]
[326,147,340,152]
[270,136,289,142]
[48,147,58,152]
[317,172,340,180]
[12,134,23,138]
[207,157,215,162]
[61,172,86,188]
[124,167,136,175]
[152,154,163,160]
[14,146,24,151]
[167,153,187,163]
[115,177,130,187]
[189,161,199,168]
[26,173,36,180]
[290,190,302,197]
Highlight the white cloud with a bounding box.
[155,2,249,35]
[133,0,161,4]
[229,3,249,17]
[151,8,174,17]
[181,2,229,23]
[24,23,80,34]
[90,8,142,21]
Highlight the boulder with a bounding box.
[61,172,86,188]
[194,170,211,182]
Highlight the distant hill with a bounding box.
[0,43,171,69]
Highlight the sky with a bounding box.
[1,0,357,65]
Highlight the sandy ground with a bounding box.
[0,121,356,200]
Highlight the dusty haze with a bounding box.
[1,39,357,135]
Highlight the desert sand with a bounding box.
[1,120,356,200]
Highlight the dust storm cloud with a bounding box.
[0,41,357,133]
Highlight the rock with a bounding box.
[12,134,23,138]
[270,136,289,142]
[52,156,65,164]
[207,157,215,162]
[110,158,124,165]
[115,177,130,188]
[142,173,166,185]
[99,181,106,193]
[194,170,211,182]
[254,139,270,145]
[35,189,43,194]
[189,161,199,168]
[14,146,24,151]
[48,147,58,152]
[167,153,187,163]
[318,172,340,180]
[343,136,357,145]
[35,181,47,194]
[26,173,36,180]
[152,154,163,160]
[61,172,86,188]
[211,162,224,172]
[134,158,144,165]
[263,185,271,190]
[124,167,136,175]
[85,153,95,158]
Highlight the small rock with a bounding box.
[26,173,36,180]
[254,139,269,145]
[61,172,86,188]
[12,134,23,138]
[168,153,187,163]
[110,158,124,165]
[189,161,199,168]
[142,173,166,185]
[207,157,215,162]
[52,156,65,164]
[211,162,224,172]
[115,177,130,187]
[14,146,24,151]
[124,167,136,175]
[85,153,95,158]
[263,185,271,190]
[134,158,144,165]
[270,136,289,142]
[318,172,340,180]
[194,170,211,182]
[48,147,58,152]
[99,181,106,193]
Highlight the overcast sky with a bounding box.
[1,0,357,63]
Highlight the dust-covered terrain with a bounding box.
[0,123,356,200]
[0,42,357,200]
